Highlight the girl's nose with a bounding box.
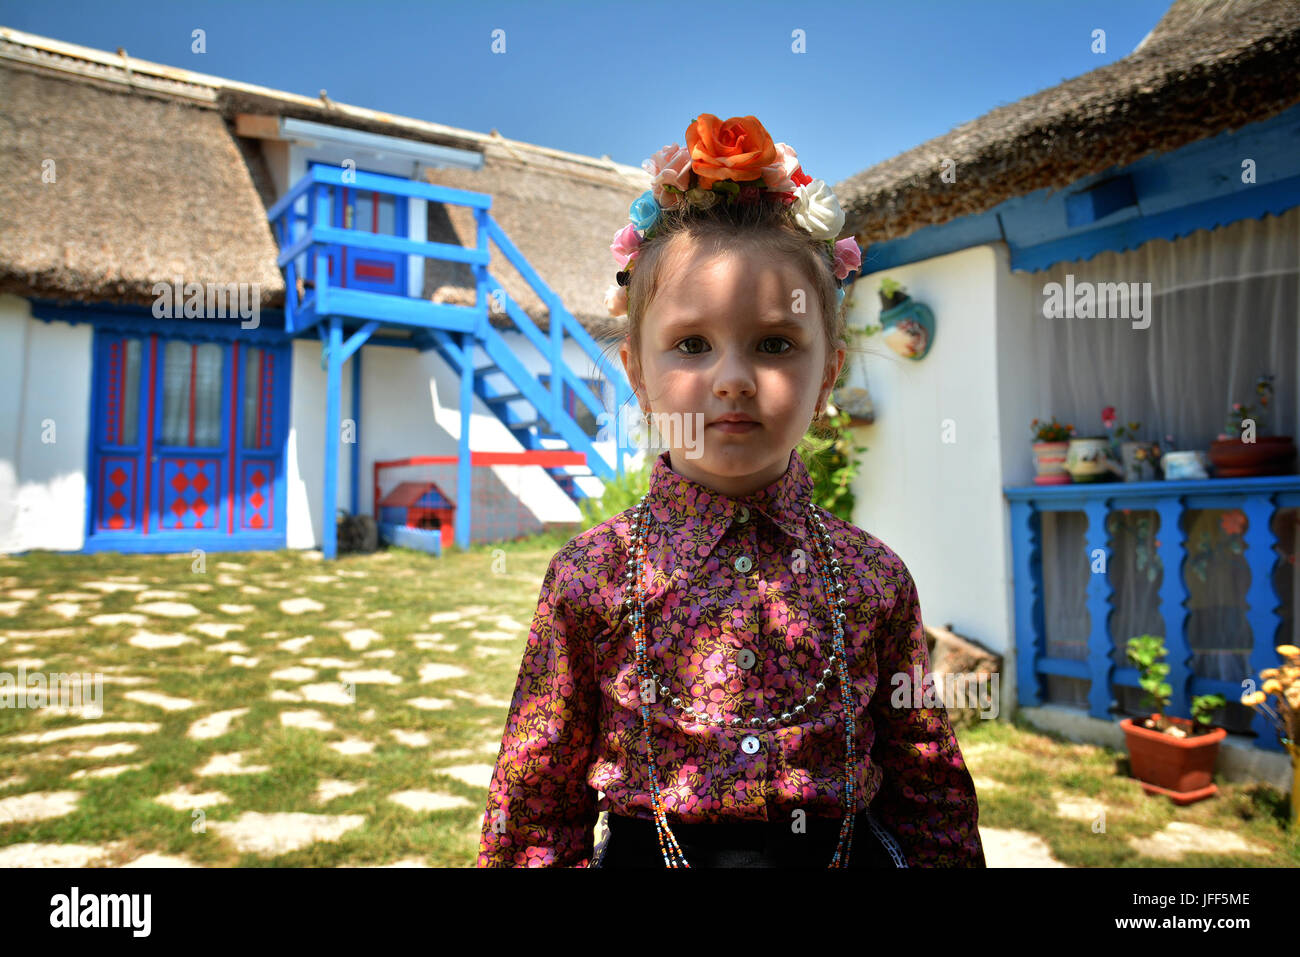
[713,351,756,396]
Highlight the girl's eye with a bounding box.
[675,337,792,355]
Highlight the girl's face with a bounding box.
[619,235,846,498]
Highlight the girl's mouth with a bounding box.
[711,421,759,433]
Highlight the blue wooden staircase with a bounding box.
[266,165,638,557]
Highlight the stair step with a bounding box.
[485,390,523,406]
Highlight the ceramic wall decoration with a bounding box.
[880,299,935,360]
[876,277,934,361]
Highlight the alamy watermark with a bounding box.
[0,666,104,717]
[596,408,706,459]
[890,666,999,719]
[1041,274,1151,330]
[152,278,261,329]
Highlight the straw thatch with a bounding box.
[834,0,1300,246]
[0,59,285,306]
[0,30,649,341]
[420,146,647,341]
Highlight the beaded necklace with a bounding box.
[623,490,858,867]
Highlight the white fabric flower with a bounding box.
[791,179,845,240]
[605,283,628,317]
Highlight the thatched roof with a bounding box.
[834,0,1300,246]
[421,149,647,342]
[0,28,648,340]
[0,57,285,307]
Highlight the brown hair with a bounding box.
[602,196,859,459]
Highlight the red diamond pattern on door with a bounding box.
[241,460,274,530]
[160,458,221,529]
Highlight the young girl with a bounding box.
[476,114,984,868]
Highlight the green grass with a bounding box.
[0,537,572,867]
[0,539,1296,867]
[955,713,1299,866]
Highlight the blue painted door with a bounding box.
[87,329,290,553]
[309,161,408,296]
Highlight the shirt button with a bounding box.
[737,505,750,523]
[737,648,757,670]
[734,555,752,573]
[740,735,760,754]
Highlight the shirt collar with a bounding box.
[638,449,813,570]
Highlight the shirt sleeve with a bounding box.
[475,543,599,867]
[864,563,986,867]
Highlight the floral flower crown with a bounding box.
[605,113,863,318]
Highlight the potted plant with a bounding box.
[1240,643,1300,825]
[1102,405,1160,482]
[1030,416,1074,485]
[1065,407,1123,482]
[1209,373,1296,476]
[1119,634,1228,804]
[878,276,907,311]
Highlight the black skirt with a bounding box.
[591,806,908,868]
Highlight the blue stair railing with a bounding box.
[266,165,638,510]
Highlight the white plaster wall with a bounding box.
[0,295,93,554]
[845,246,1013,661]
[993,245,1050,711]
[285,331,622,549]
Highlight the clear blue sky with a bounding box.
[1,0,1175,185]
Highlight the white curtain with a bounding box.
[1031,206,1300,724]
[162,340,224,448]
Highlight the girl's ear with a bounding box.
[618,339,642,398]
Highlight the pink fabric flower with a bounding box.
[611,223,642,269]
[832,237,862,280]
[760,142,800,193]
[642,143,691,210]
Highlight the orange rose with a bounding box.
[685,114,778,189]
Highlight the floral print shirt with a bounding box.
[476,448,984,867]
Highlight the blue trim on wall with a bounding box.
[1010,173,1300,271]
[861,101,1300,274]
[31,299,292,345]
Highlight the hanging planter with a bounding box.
[876,277,934,361]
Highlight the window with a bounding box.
[161,340,223,447]
[103,337,141,446]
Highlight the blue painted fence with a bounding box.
[1005,475,1300,752]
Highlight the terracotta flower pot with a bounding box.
[1032,440,1071,485]
[1208,435,1296,477]
[1120,715,1226,805]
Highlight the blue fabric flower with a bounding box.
[629,191,660,233]
[836,287,846,309]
